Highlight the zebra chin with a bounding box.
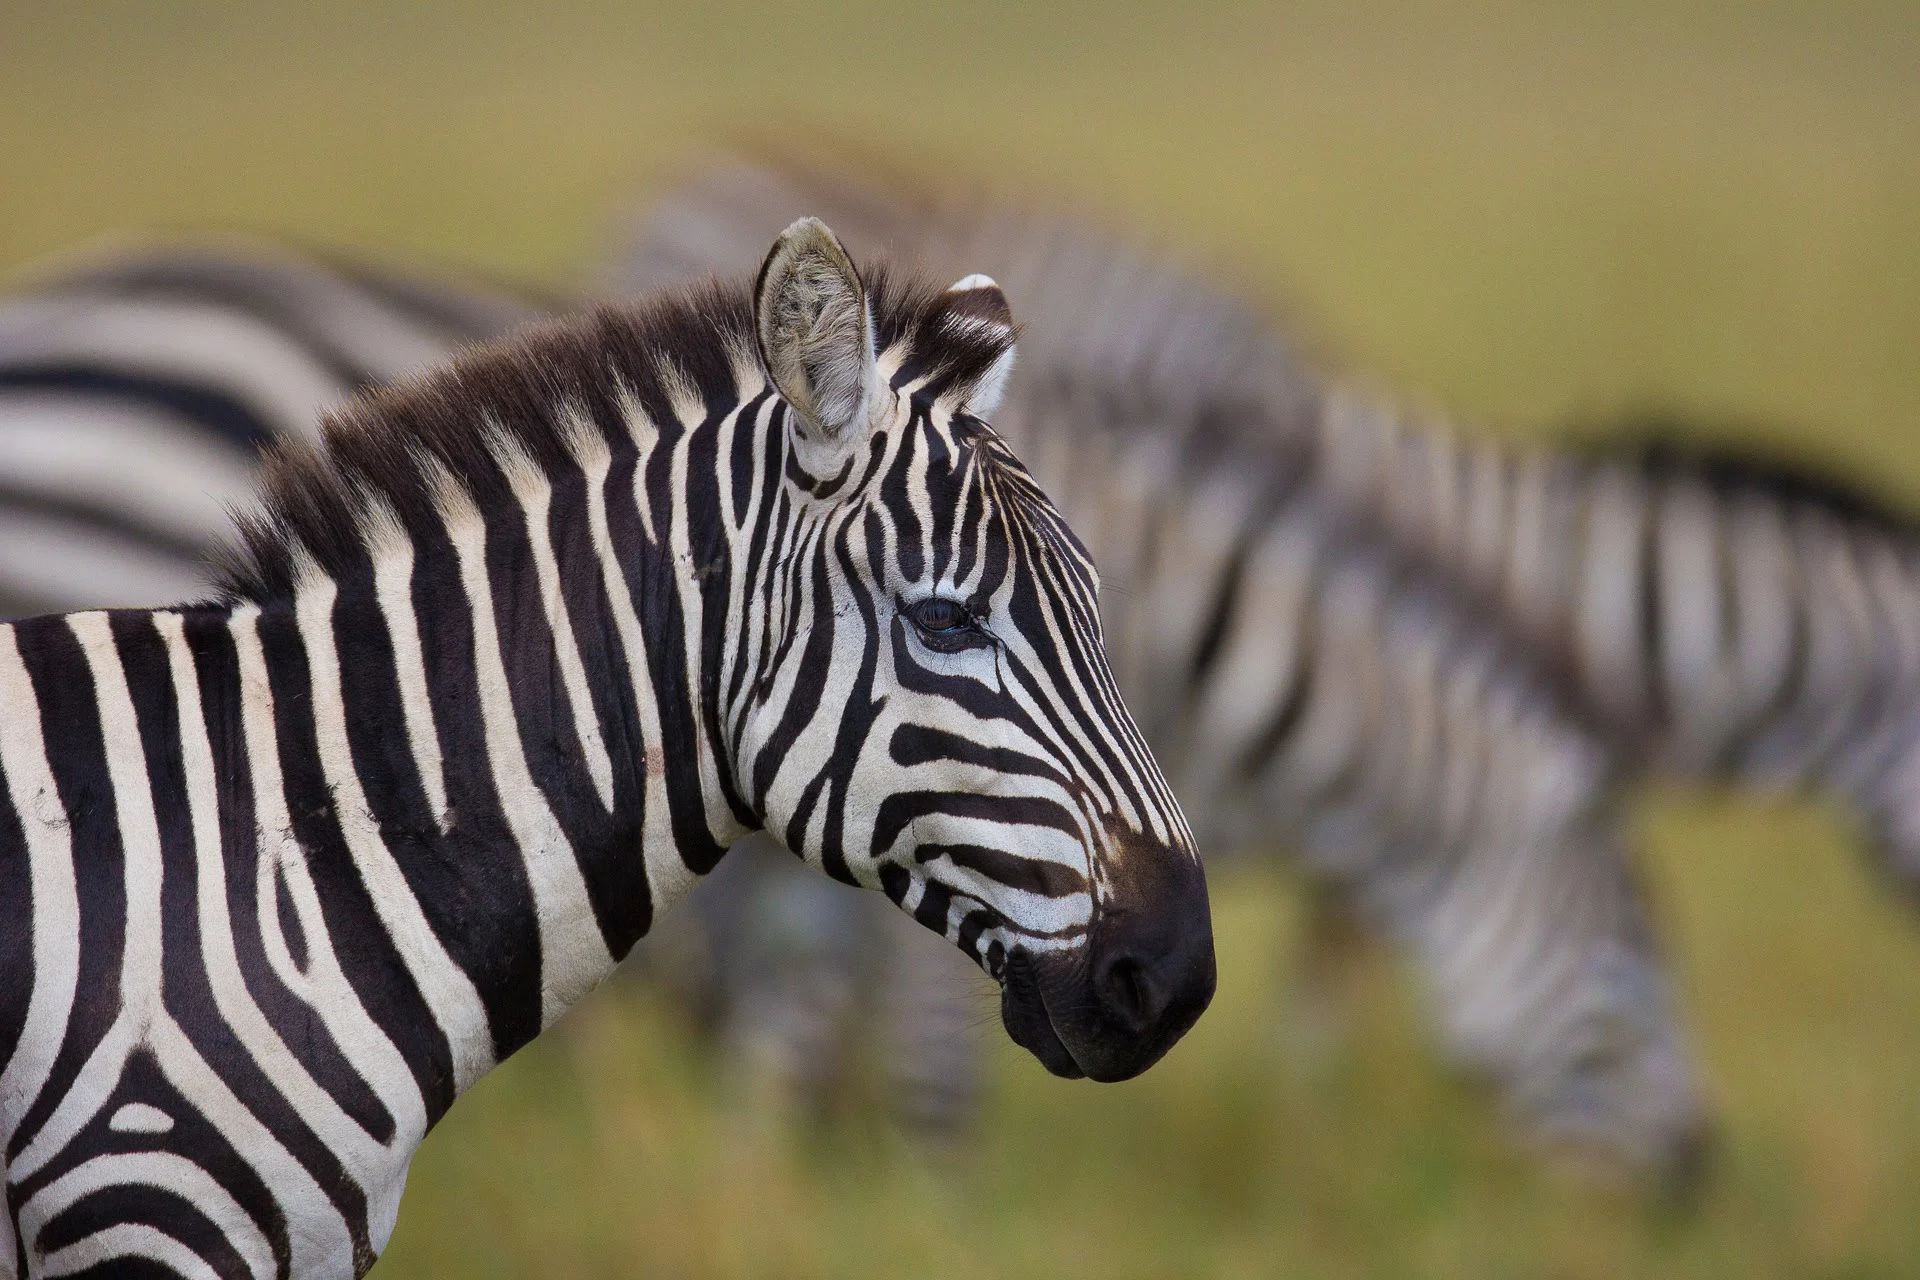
[998,843,1217,1082]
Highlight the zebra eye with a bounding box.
[904,596,982,650]
[907,597,969,633]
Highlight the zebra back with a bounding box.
[0,237,544,616]
[1317,395,1920,890]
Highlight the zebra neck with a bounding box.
[156,455,749,1095]
[266,479,752,1053]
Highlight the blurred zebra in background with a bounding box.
[611,159,1714,1180]
[610,154,1920,1177]
[0,238,540,615]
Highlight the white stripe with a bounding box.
[364,504,450,828]
[491,432,616,811]
[66,613,165,1010]
[0,394,256,544]
[291,575,494,1090]
[10,619,352,1276]
[1574,469,1649,721]
[428,466,614,1025]
[615,385,661,543]
[54,617,360,1273]
[0,296,349,434]
[8,619,158,1185]
[0,507,211,612]
[107,1102,172,1133]
[147,1017,364,1275]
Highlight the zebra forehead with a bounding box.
[215,262,1018,603]
[906,415,1098,588]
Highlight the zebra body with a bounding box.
[1317,409,1920,879]
[0,238,540,616]
[0,221,1213,1276]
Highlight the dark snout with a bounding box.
[1001,841,1215,1082]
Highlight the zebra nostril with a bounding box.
[1097,953,1158,1033]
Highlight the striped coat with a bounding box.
[0,221,1215,1275]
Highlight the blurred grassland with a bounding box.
[5,1,1920,1275]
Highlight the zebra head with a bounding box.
[732,219,1215,1081]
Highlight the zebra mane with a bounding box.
[214,265,1017,603]
[1590,418,1920,541]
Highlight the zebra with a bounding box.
[0,217,1215,1277]
[0,235,542,616]
[0,236,1004,1139]
[610,158,1713,1179]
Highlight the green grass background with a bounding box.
[6,2,1920,1274]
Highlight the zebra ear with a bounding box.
[941,274,1018,418]
[754,217,881,453]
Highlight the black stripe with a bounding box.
[542,465,654,954]
[115,610,286,1280]
[1641,479,1667,726]
[1237,601,1316,782]
[1186,536,1252,697]
[52,266,390,392]
[253,603,410,1144]
[0,369,278,453]
[887,723,1063,785]
[0,481,216,565]
[315,252,548,341]
[915,843,1086,898]
[484,479,640,960]
[28,1050,276,1277]
[0,679,35,1077]
[406,535,544,1060]
[913,878,954,933]
[872,791,1083,855]
[6,616,124,1165]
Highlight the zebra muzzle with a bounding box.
[1000,847,1216,1082]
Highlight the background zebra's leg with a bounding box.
[1278,877,1374,1078]
[635,835,993,1144]
[871,902,993,1146]
[640,837,868,1123]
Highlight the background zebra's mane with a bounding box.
[213,264,1019,604]
[1587,417,1920,541]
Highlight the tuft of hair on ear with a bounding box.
[932,273,1018,417]
[753,217,877,440]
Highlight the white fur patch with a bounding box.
[107,1103,173,1135]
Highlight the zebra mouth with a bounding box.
[999,948,1086,1079]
